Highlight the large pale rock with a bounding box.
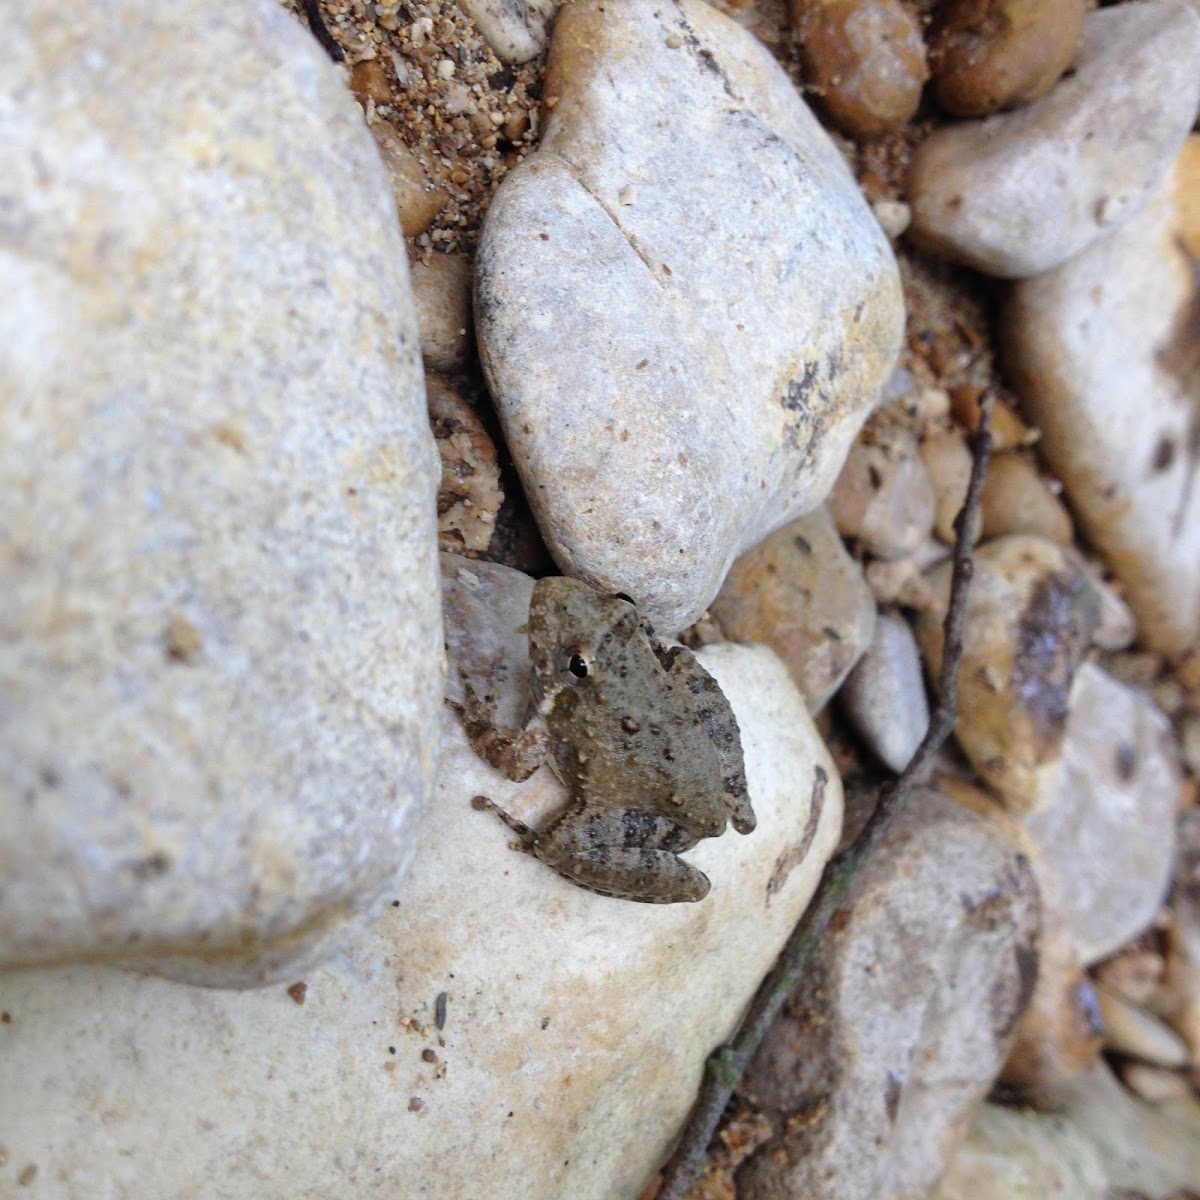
[916,536,1098,814]
[738,788,1040,1200]
[1023,662,1180,965]
[0,559,842,1200]
[1004,136,1200,654]
[0,0,442,985]
[909,2,1200,277]
[710,508,877,713]
[475,0,903,632]
[932,1104,1108,1200]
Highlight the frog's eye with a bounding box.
[555,649,592,683]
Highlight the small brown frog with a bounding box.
[456,577,755,903]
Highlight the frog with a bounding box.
[454,576,756,903]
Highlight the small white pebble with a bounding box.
[618,185,636,206]
[489,110,505,126]
[665,33,683,48]
[437,59,455,80]
[872,199,911,240]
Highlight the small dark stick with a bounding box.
[301,0,344,62]
[656,396,995,1200]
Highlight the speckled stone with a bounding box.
[0,556,842,1200]
[0,0,442,985]
[1023,663,1180,965]
[475,0,903,632]
[915,536,1099,814]
[909,2,1200,277]
[1004,136,1200,654]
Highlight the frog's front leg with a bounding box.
[533,801,712,903]
[451,670,549,782]
[650,636,756,834]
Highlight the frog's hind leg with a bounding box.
[649,637,756,834]
[533,803,712,903]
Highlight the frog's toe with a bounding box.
[544,847,711,904]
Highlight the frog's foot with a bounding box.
[470,794,536,844]
[453,668,547,782]
[541,845,712,904]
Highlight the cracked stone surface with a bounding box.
[0,0,443,985]
[474,0,903,632]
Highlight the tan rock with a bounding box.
[0,562,843,1200]
[1095,982,1190,1068]
[0,0,442,985]
[792,0,928,139]
[371,123,447,236]
[928,0,1086,118]
[411,252,473,373]
[828,427,936,559]
[710,508,876,713]
[980,452,1073,545]
[1118,1062,1193,1104]
[916,536,1098,813]
[738,788,1041,1200]
[1004,135,1200,654]
[909,3,1200,277]
[475,0,903,632]
[921,427,980,545]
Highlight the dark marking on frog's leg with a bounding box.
[531,801,710,902]
[451,669,548,781]
[652,640,755,834]
[544,846,712,904]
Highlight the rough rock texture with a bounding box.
[0,556,842,1200]
[738,788,1040,1200]
[931,1104,1108,1200]
[916,536,1098,814]
[1023,663,1180,964]
[0,0,443,985]
[928,0,1086,118]
[838,612,929,772]
[475,0,903,632]
[710,508,877,713]
[909,2,1200,277]
[1004,136,1200,654]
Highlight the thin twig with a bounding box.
[301,0,345,62]
[656,396,994,1200]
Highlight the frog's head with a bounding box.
[527,577,640,704]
